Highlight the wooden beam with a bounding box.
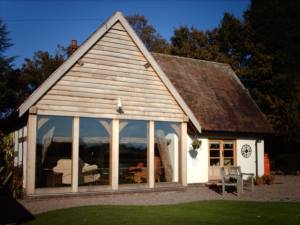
[111,119,119,190]
[180,122,187,186]
[26,114,37,195]
[72,117,79,192]
[148,121,154,188]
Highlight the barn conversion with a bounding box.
[13,12,272,196]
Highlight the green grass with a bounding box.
[25,201,300,225]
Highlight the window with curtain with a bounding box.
[154,122,180,183]
[119,120,148,185]
[79,118,111,186]
[36,115,72,188]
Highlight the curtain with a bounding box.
[41,126,55,164]
[156,129,173,182]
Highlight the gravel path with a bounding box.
[20,175,300,215]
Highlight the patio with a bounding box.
[19,175,300,215]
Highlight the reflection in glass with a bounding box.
[155,122,180,183]
[79,118,111,186]
[36,116,72,188]
[224,158,234,166]
[119,120,148,184]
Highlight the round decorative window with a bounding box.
[241,144,252,158]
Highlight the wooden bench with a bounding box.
[228,166,254,192]
[219,167,242,196]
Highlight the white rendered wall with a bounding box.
[236,139,265,177]
[187,136,209,183]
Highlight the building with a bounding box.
[13,12,273,196]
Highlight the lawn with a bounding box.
[25,201,300,225]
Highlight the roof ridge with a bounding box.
[151,52,231,67]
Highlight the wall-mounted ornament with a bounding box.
[241,144,252,158]
[116,98,124,114]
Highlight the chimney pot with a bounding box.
[71,40,77,48]
[67,40,78,57]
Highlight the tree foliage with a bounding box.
[1,3,299,155]
[169,1,300,150]
[20,47,65,95]
[126,14,170,53]
[0,20,20,119]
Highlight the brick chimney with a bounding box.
[67,40,78,57]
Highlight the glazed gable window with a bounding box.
[119,120,148,185]
[154,122,180,183]
[78,118,111,186]
[35,116,73,188]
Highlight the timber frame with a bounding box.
[26,110,188,195]
[20,11,195,196]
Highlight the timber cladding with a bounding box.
[35,22,187,122]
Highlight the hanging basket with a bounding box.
[189,149,198,159]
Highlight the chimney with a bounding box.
[67,40,78,57]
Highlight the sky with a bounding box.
[1,0,250,68]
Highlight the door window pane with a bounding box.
[223,143,233,149]
[209,143,220,149]
[119,120,148,184]
[223,150,233,157]
[79,118,111,186]
[210,159,220,166]
[36,116,72,188]
[224,158,234,166]
[210,150,220,157]
[155,122,180,183]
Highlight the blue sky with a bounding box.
[1,0,250,68]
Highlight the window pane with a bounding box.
[209,143,220,149]
[224,150,233,157]
[155,122,180,183]
[224,158,234,166]
[223,142,233,149]
[119,120,148,184]
[36,116,72,188]
[210,150,220,158]
[210,159,220,166]
[79,118,111,186]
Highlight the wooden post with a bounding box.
[180,122,187,186]
[111,119,119,190]
[148,121,154,188]
[26,113,37,195]
[72,117,79,192]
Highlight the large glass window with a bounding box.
[79,118,111,186]
[36,116,72,188]
[119,120,148,184]
[155,122,180,183]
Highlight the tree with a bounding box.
[242,0,300,148]
[169,1,300,156]
[126,15,170,53]
[0,20,21,119]
[170,26,229,62]
[20,47,65,96]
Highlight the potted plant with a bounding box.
[189,139,202,159]
[191,139,202,150]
